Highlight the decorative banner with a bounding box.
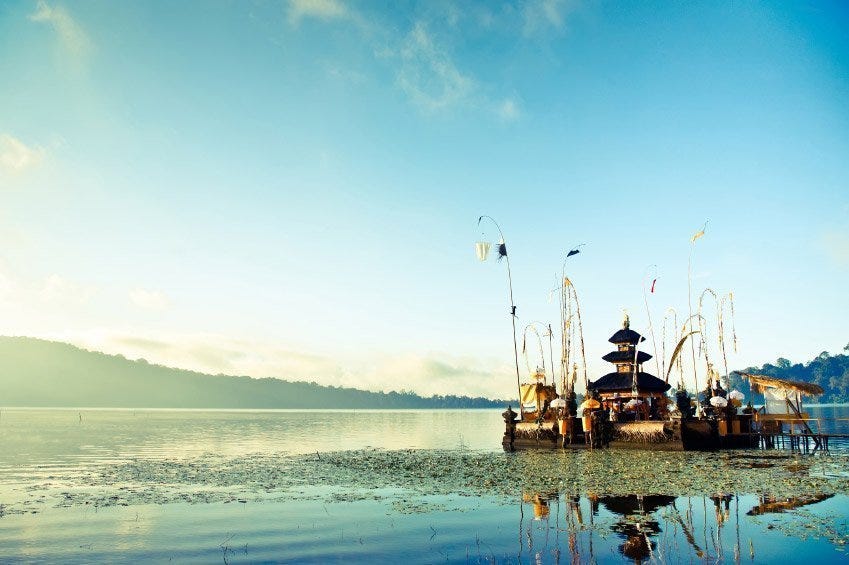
[475,241,491,261]
[691,221,708,244]
[496,239,507,261]
[566,243,585,258]
[651,278,657,293]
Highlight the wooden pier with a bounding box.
[747,415,849,453]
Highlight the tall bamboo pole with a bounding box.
[546,323,555,389]
[522,322,546,378]
[478,215,522,412]
[642,264,661,377]
[558,247,581,397]
[688,245,698,397]
[681,313,706,399]
[662,307,682,385]
[688,222,707,397]
[566,279,588,391]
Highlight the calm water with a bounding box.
[1,407,848,563]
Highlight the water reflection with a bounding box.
[518,490,846,563]
[747,493,834,515]
[602,495,674,561]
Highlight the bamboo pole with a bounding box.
[522,323,546,379]
[687,222,706,398]
[478,215,522,412]
[642,264,661,377]
[566,278,588,391]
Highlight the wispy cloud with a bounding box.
[522,0,580,35]
[284,4,524,120]
[0,134,44,173]
[396,22,475,112]
[39,274,95,304]
[29,0,92,58]
[129,288,171,311]
[287,0,348,25]
[496,97,522,122]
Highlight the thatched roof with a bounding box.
[602,350,652,364]
[608,327,645,345]
[736,372,824,396]
[588,371,671,393]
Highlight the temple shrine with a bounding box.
[587,315,671,421]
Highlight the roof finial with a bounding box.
[622,310,630,329]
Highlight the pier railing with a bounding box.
[749,415,849,452]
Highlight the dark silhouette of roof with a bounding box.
[600,495,676,516]
[588,371,671,393]
[608,328,645,344]
[602,350,652,364]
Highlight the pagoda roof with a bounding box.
[608,327,645,345]
[587,371,671,393]
[602,350,652,364]
[599,495,676,516]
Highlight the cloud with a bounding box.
[822,230,849,267]
[39,274,94,304]
[523,0,580,35]
[29,0,92,58]
[129,288,171,311]
[396,22,475,112]
[496,97,522,122]
[282,3,537,118]
[0,134,44,173]
[369,354,513,398]
[0,269,15,303]
[287,0,348,25]
[58,330,513,398]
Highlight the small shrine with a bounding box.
[519,367,557,420]
[587,315,671,420]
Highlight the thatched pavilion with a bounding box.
[738,372,824,416]
[738,372,824,440]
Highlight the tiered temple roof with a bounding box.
[588,316,671,394]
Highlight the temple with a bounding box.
[587,315,671,420]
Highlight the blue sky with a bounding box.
[1,0,847,398]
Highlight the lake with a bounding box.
[2,407,849,563]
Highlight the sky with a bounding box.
[1,0,848,400]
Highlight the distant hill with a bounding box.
[729,345,849,403]
[0,337,508,409]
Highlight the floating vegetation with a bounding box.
[3,448,849,515]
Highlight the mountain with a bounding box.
[728,345,849,403]
[0,337,507,409]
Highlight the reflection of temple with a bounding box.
[600,495,675,563]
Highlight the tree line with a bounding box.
[728,343,849,403]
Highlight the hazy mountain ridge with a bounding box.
[0,337,507,409]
